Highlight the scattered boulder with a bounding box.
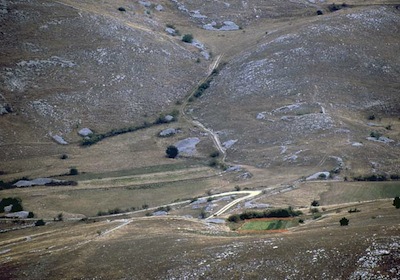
[245,201,270,209]
[164,115,174,122]
[13,178,65,187]
[200,51,210,60]
[226,165,242,172]
[51,135,68,145]
[190,10,207,19]
[3,204,13,212]
[78,128,93,137]
[256,112,266,120]
[5,211,30,219]
[238,172,252,180]
[306,172,330,181]
[155,4,163,11]
[0,103,12,115]
[165,27,176,35]
[352,142,363,147]
[174,137,200,156]
[139,1,152,7]
[203,21,240,31]
[159,128,179,137]
[367,136,394,144]
[153,210,168,216]
[206,218,225,224]
[223,139,238,149]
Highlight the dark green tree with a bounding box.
[182,34,193,43]
[69,168,79,175]
[393,196,400,209]
[166,145,179,158]
[35,219,46,226]
[340,217,349,226]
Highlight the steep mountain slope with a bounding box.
[190,6,400,176]
[0,0,207,161]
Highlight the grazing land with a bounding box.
[1,0,399,279]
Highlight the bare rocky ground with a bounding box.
[190,5,400,175]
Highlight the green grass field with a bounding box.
[240,219,298,231]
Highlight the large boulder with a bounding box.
[174,137,200,156]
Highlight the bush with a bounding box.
[142,204,149,210]
[0,197,23,212]
[69,168,79,176]
[166,145,179,158]
[339,217,349,226]
[182,34,193,43]
[60,154,68,160]
[370,131,382,139]
[56,213,63,221]
[118,7,126,12]
[316,10,323,15]
[227,214,240,223]
[210,151,220,158]
[311,200,320,207]
[348,208,360,213]
[227,207,302,223]
[393,197,400,209]
[28,211,34,218]
[35,219,46,226]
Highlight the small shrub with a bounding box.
[60,154,68,160]
[207,197,214,202]
[227,214,240,223]
[28,211,34,218]
[199,209,207,219]
[118,7,126,12]
[208,158,218,167]
[142,204,149,210]
[339,217,349,226]
[182,34,193,43]
[69,168,79,176]
[393,197,400,209]
[55,213,63,221]
[234,186,241,191]
[35,219,46,226]
[348,208,360,213]
[166,23,175,29]
[370,131,382,139]
[166,145,179,158]
[209,151,220,158]
[311,200,320,207]
[97,211,107,216]
[310,208,319,214]
[317,10,323,15]
[318,173,327,180]
[368,114,376,120]
[299,219,304,223]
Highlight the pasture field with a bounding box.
[240,218,299,232]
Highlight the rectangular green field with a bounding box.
[241,219,297,231]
